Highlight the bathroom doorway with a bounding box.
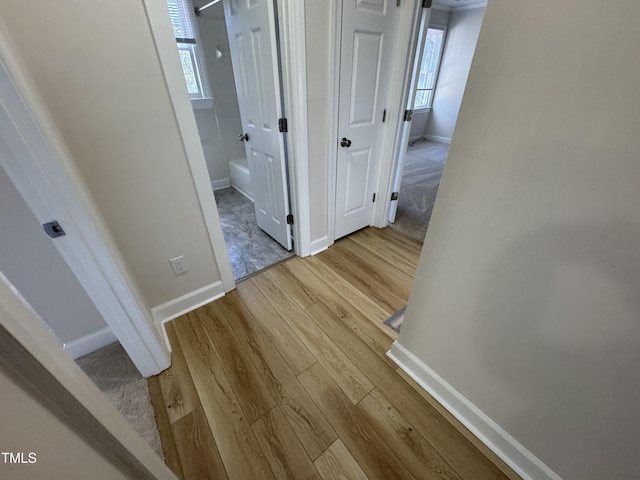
[167,0,294,280]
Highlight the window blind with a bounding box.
[166,0,196,44]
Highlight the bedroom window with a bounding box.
[166,0,207,98]
[415,27,446,109]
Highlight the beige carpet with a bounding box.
[384,306,406,333]
[391,140,449,243]
[75,342,164,459]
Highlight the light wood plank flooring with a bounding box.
[150,227,517,480]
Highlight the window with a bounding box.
[414,27,446,109]
[166,0,206,98]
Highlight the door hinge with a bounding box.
[404,109,413,122]
[382,109,387,123]
[286,214,294,224]
[43,220,66,239]
[278,118,288,133]
[422,0,432,8]
[391,191,399,201]
[372,193,376,203]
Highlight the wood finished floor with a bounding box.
[149,227,515,480]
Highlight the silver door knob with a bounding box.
[238,133,249,142]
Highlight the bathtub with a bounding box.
[227,158,253,201]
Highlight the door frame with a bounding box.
[328,0,424,243]
[0,41,170,377]
[0,271,175,479]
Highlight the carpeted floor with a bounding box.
[384,305,406,334]
[214,187,294,280]
[75,342,163,459]
[390,140,449,243]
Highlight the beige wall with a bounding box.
[400,1,640,478]
[0,270,173,479]
[0,369,128,480]
[0,0,221,308]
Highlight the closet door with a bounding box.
[335,0,397,239]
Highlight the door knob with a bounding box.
[340,137,352,148]
[238,133,249,142]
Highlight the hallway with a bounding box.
[149,227,512,480]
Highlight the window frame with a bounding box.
[414,25,447,111]
[166,0,211,99]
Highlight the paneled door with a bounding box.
[334,0,397,239]
[224,0,292,250]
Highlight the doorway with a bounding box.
[167,0,294,280]
[388,1,486,243]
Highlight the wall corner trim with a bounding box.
[151,281,225,350]
[63,327,118,360]
[387,341,563,480]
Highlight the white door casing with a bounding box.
[224,0,292,250]
[334,0,397,240]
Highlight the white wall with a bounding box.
[0,166,108,346]
[192,106,230,189]
[424,6,484,142]
[194,2,246,188]
[305,0,333,244]
[399,1,640,478]
[0,0,223,309]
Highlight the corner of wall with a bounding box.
[150,281,226,350]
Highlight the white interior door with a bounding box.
[223,0,292,250]
[334,0,397,240]
[389,6,430,224]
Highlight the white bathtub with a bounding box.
[227,158,253,201]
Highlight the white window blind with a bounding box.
[166,0,196,43]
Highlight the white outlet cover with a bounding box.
[170,256,188,276]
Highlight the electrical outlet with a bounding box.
[169,255,189,276]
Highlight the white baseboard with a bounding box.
[151,281,226,351]
[309,236,332,256]
[211,178,230,191]
[424,134,452,144]
[387,341,562,480]
[64,327,117,360]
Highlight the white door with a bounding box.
[223,0,292,250]
[335,0,397,239]
[389,6,430,224]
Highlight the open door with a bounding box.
[388,6,431,224]
[334,0,397,240]
[223,0,292,250]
